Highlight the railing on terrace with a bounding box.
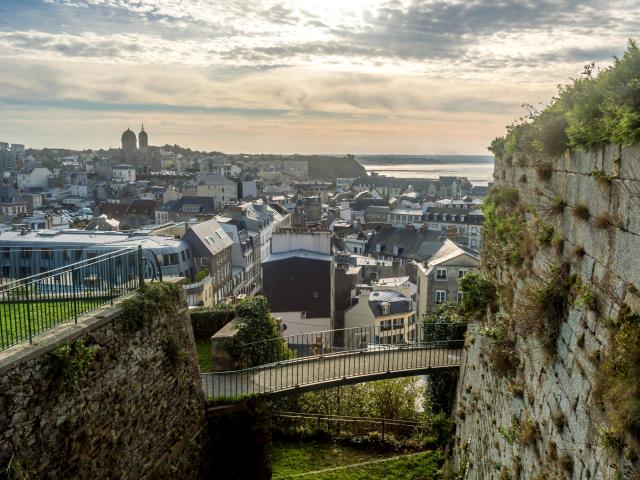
[202,322,465,399]
[0,246,150,351]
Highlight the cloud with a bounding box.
[0,0,637,153]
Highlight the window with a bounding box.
[457,291,464,302]
[458,269,469,278]
[470,239,477,248]
[435,290,447,304]
[436,268,447,280]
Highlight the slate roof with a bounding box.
[158,196,215,214]
[0,185,25,204]
[365,226,446,260]
[368,290,412,316]
[183,219,233,257]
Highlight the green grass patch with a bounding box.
[0,298,108,349]
[272,440,443,479]
[196,337,213,372]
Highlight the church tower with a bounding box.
[138,124,148,151]
[121,127,137,161]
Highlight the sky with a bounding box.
[0,1,636,154]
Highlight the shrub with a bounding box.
[479,316,519,377]
[231,295,292,367]
[190,303,235,339]
[519,263,572,355]
[498,416,521,444]
[599,426,625,458]
[194,268,210,282]
[594,305,640,456]
[423,302,467,342]
[489,41,640,159]
[572,204,590,221]
[572,279,597,311]
[520,419,540,445]
[549,196,566,216]
[459,272,497,317]
[122,282,182,331]
[536,223,554,247]
[535,161,553,181]
[49,338,97,392]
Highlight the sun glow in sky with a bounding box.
[0,0,636,153]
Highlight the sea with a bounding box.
[355,155,495,186]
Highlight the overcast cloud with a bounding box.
[0,0,635,153]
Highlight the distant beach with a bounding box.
[356,155,495,185]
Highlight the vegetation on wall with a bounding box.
[459,273,497,318]
[481,186,534,270]
[49,338,97,392]
[478,315,518,377]
[423,303,467,342]
[122,282,182,331]
[489,40,640,163]
[595,305,640,460]
[231,295,293,367]
[519,262,572,356]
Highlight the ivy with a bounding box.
[230,296,293,367]
[121,282,182,331]
[49,338,97,392]
[459,272,497,317]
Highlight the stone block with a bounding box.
[577,173,611,215]
[627,189,640,236]
[210,318,241,371]
[612,230,640,286]
[570,149,600,175]
[620,144,640,180]
[565,172,580,205]
[603,143,621,177]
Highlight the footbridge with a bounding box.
[202,324,464,400]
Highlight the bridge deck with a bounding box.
[202,345,462,399]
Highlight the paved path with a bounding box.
[202,345,462,399]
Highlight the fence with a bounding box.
[202,323,465,399]
[273,411,430,440]
[0,246,144,351]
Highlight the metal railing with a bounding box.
[202,323,465,399]
[0,246,145,351]
[273,411,430,439]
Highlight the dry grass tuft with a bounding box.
[572,204,590,221]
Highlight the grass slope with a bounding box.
[272,440,442,479]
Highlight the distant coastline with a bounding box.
[355,154,495,185]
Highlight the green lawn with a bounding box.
[0,298,111,349]
[272,441,443,479]
[196,338,213,372]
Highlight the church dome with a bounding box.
[121,128,136,142]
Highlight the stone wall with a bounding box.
[0,282,206,479]
[453,145,640,478]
